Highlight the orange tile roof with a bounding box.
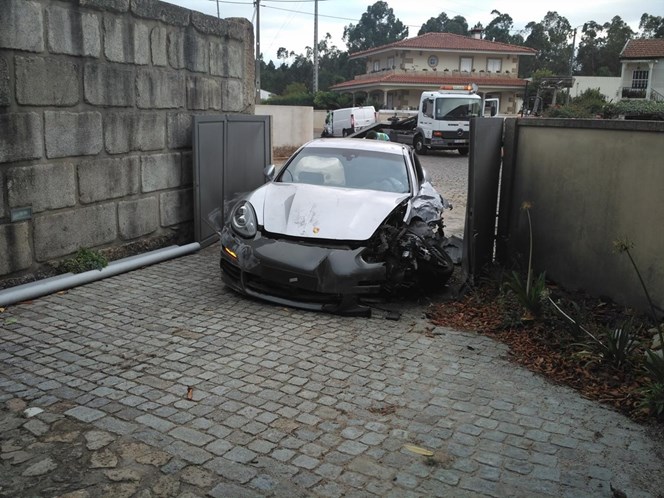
[349,32,537,59]
[620,39,664,59]
[330,72,528,90]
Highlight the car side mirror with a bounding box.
[264,164,276,182]
[422,168,430,182]
[491,107,497,117]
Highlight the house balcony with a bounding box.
[352,67,518,82]
[621,87,664,102]
[622,87,646,99]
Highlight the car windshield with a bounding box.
[435,97,481,120]
[278,147,410,194]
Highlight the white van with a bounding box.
[322,106,376,137]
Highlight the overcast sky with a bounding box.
[164,0,662,63]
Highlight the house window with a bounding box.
[632,70,649,89]
[459,57,472,72]
[373,60,380,72]
[387,56,394,69]
[487,58,502,72]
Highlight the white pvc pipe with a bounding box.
[0,243,201,307]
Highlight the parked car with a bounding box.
[217,138,454,315]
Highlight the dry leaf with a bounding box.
[403,444,433,457]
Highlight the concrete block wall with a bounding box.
[0,0,255,279]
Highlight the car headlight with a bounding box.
[231,201,257,238]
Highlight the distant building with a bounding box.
[619,38,664,102]
[330,32,536,115]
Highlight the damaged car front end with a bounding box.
[216,138,454,315]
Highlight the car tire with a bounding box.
[414,135,427,155]
[458,147,469,156]
[342,130,347,137]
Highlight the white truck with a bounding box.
[322,106,376,138]
[387,85,498,156]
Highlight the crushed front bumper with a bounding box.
[219,227,386,314]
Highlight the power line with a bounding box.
[262,3,420,27]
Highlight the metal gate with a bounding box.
[462,117,504,283]
[193,114,271,247]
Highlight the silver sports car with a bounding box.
[218,138,454,315]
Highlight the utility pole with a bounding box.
[255,0,261,104]
[313,0,319,93]
[566,27,578,104]
[215,0,219,18]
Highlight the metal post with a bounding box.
[567,28,577,104]
[313,0,319,93]
[255,0,261,104]
[216,0,220,18]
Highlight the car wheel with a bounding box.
[342,130,347,137]
[458,147,469,156]
[414,135,427,155]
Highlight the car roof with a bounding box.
[304,138,409,155]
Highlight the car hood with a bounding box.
[256,183,409,241]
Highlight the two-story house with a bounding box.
[331,31,536,115]
[619,38,664,102]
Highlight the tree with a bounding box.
[601,16,634,75]
[484,10,523,44]
[418,12,468,36]
[639,14,664,38]
[343,1,408,53]
[521,11,573,76]
[576,21,604,76]
[575,16,634,77]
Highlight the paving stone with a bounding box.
[166,441,212,465]
[104,468,141,482]
[208,482,263,498]
[204,458,257,484]
[291,454,319,470]
[168,426,213,446]
[23,418,50,436]
[22,457,58,476]
[65,406,105,422]
[151,475,180,496]
[180,466,215,487]
[224,446,257,464]
[337,440,368,456]
[205,439,233,456]
[90,448,118,468]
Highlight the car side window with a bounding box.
[422,99,434,118]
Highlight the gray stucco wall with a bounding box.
[0,0,255,278]
[499,118,664,313]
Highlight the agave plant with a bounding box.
[597,320,639,369]
[502,201,548,319]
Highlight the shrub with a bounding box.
[602,100,664,120]
[60,248,108,273]
[544,104,593,118]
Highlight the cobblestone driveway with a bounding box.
[1,152,663,496]
[418,151,469,238]
[1,242,663,497]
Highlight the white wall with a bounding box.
[571,76,621,101]
[255,105,314,148]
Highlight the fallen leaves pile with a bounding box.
[428,282,655,422]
